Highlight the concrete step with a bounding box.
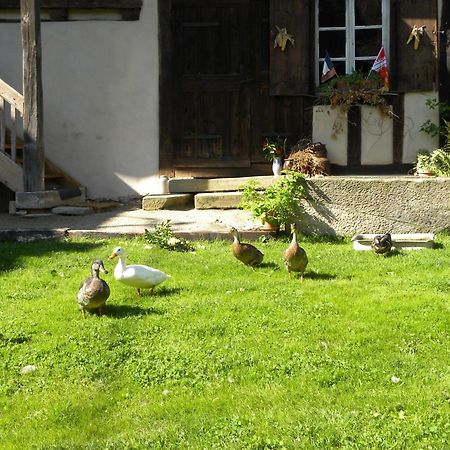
[142,193,193,211]
[15,188,87,210]
[169,175,276,193]
[195,191,243,209]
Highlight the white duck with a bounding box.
[109,246,170,295]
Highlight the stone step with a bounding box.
[169,175,275,193]
[15,188,87,210]
[142,193,193,211]
[194,191,243,209]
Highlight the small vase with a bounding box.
[272,157,283,177]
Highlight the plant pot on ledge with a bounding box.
[238,171,307,233]
[261,218,281,232]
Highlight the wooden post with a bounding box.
[21,0,45,192]
[439,0,450,148]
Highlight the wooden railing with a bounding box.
[0,78,24,163]
[0,78,24,192]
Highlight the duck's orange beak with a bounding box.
[108,252,117,260]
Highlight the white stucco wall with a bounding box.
[360,105,393,165]
[313,92,439,166]
[402,91,440,163]
[0,0,160,200]
[312,105,348,166]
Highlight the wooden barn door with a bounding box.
[160,0,313,178]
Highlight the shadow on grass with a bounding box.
[300,235,347,245]
[104,304,165,318]
[383,249,405,258]
[306,271,337,280]
[151,286,182,297]
[258,262,280,270]
[0,240,103,272]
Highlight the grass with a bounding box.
[0,234,449,449]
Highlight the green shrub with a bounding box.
[144,220,195,251]
[239,171,306,226]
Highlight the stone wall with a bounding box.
[297,176,450,235]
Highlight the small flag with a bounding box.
[370,47,390,89]
[321,51,337,83]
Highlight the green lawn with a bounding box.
[0,234,449,449]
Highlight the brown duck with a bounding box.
[77,259,110,318]
[230,227,264,266]
[371,233,392,254]
[283,223,308,281]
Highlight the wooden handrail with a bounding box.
[0,78,23,165]
[0,78,24,116]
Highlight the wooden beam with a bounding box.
[0,1,143,21]
[347,106,361,166]
[392,93,405,165]
[21,0,45,192]
[439,0,450,147]
[158,0,174,176]
[2,0,142,8]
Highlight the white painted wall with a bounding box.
[313,92,440,166]
[312,105,348,166]
[360,105,393,165]
[0,2,442,198]
[402,91,440,163]
[0,0,160,200]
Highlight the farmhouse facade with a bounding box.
[0,0,448,201]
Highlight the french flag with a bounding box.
[321,51,337,83]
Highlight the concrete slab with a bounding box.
[142,194,193,210]
[0,205,259,242]
[52,206,94,215]
[15,188,86,209]
[195,192,243,209]
[169,176,275,193]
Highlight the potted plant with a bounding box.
[318,70,391,117]
[239,171,306,231]
[413,150,434,176]
[262,137,287,176]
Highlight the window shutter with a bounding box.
[269,0,312,95]
[392,0,438,92]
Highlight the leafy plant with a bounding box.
[319,70,380,94]
[144,220,194,252]
[413,150,433,174]
[318,70,392,117]
[419,99,450,139]
[261,137,287,161]
[413,147,450,176]
[429,147,450,176]
[239,171,306,226]
[415,115,450,176]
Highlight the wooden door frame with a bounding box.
[158,0,175,177]
[158,0,260,178]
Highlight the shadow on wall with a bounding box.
[0,183,14,213]
[296,181,337,236]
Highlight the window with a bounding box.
[316,0,389,83]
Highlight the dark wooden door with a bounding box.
[160,0,313,178]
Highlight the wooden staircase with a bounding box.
[0,78,83,198]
